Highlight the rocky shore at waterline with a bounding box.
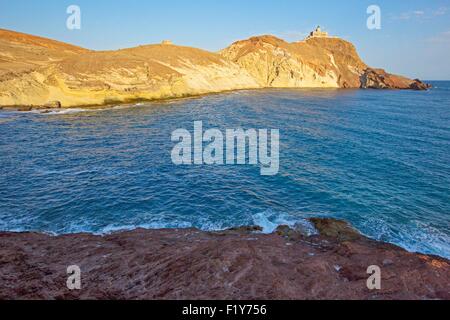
[0,218,448,300]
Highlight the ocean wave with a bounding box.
[1,209,448,259]
[98,221,194,235]
[251,210,317,235]
[359,216,450,259]
[97,210,320,235]
[40,103,143,114]
[10,209,318,238]
[98,218,238,235]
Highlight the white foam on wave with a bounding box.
[251,210,317,235]
[6,209,447,260]
[98,221,194,235]
[18,101,155,116]
[32,108,90,115]
[56,209,319,237]
[359,216,450,259]
[43,103,145,114]
[98,216,235,235]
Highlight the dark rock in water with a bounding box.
[309,218,362,241]
[409,79,432,90]
[44,101,62,109]
[360,68,430,90]
[29,101,62,110]
[17,106,32,112]
[360,68,389,89]
[275,225,298,238]
[275,224,310,241]
[275,224,291,236]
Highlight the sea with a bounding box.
[1,81,449,259]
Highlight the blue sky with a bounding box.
[1,0,449,79]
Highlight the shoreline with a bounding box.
[1,218,448,300]
[2,219,448,261]
[0,87,346,111]
[0,86,427,112]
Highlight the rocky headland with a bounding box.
[0,29,430,110]
[0,218,448,300]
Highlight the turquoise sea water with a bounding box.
[1,82,449,258]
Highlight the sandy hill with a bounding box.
[0,29,88,77]
[0,30,429,108]
[0,32,257,107]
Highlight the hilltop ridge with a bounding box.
[0,29,430,109]
[0,29,88,77]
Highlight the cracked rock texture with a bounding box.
[0,219,448,300]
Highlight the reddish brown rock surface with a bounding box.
[0,219,448,300]
[361,68,431,90]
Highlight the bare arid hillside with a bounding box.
[0,29,88,76]
[0,30,258,107]
[0,29,429,109]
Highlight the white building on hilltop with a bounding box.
[305,26,329,40]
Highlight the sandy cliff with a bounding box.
[0,29,430,109]
[220,35,429,90]
[219,35,365,88]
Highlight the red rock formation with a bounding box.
[0,219,448,300]
[361,68,431,90]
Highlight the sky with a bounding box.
[1,0,449,79]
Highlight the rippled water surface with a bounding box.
[1,82,449,258]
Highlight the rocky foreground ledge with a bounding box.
[0,219,448,300]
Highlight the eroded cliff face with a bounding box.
[220,35,429,91]
[219,35,366,88]
[0,29,430,109]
